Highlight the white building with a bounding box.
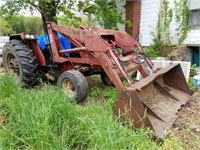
[139,0,181,46]
[139,0,161,46]
[184,0,200,66]
[135,0,200,66]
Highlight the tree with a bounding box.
[0,0,71,23]
[4,15,43,34]
[57,13,85,28]
[0,0,125,30]
[0,18,13,36]
[78,0,125,30]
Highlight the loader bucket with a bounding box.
[114,63,193,139]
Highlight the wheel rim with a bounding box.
[6,53,20,79]
[62,79,76,98]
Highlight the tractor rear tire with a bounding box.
[57,70,89,103]
[2,40,38,87]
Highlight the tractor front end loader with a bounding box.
[2,22,193,138]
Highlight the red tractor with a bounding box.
[2,22,192,138]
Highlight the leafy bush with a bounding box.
[145,28,164,58]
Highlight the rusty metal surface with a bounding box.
[9,33,26,41]
[114,90,153,129]
[59,47,87,53]
[115,63,192,139]
[91,28,137,51]
[31,40,46,66]
[144,87,189,138]
[130,63,192,95]
[94,52,124,92]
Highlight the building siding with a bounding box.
[139,0,182,46]
[184,29,200,46]
[189,0,200,10]
[126,0,199,46]
[139,0,160,46]
[184,0,200,46]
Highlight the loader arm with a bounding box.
[47,22,192,139]
[47,22,148,92]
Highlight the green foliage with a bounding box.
[148,0,190,57]
[191,64,198,71]
[78,0,125,30]
[0,1,22,17]
[146,0,172,57]
[0,0,64,22]
[174,0,190,44]
[146,28,165,57]
[0,18,13,36]
[0,75,159,149]
[0,74,20,99]
[163,0,173,44]
[0,0,126,31]
[161,132,185,150]
[188,77,196,90]
[126,19,133,35]
[95,0,125,30]
[161,0,190,44]
[57,12,85,28]
[4,15,43,34]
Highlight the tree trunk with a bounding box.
[39,0,57,23]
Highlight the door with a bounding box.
[192,47,200,66]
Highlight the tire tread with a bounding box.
[2,39,38,87]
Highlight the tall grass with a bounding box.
[0,74,159,149]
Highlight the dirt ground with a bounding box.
[170,93,200,149]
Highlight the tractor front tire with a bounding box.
[100,71,114,86]
[57,70,89,103]
[2,40,38,87]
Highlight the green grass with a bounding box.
[160,132,185,150]
[0,74,159,149]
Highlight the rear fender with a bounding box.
[9,33,46,66]
[9,33,26,41]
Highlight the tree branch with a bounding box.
[24,0,42,14]
[55,0,61,8]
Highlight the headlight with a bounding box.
[25,34,35,39]
[30,35,35,39]
[25,34,31,39]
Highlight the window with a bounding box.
[189,9,200,27]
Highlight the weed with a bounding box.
[160,132,184,150]
[146,27,164,58]
[0,74,20,99]
[188,77,196,90]
[0,74,159,149]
